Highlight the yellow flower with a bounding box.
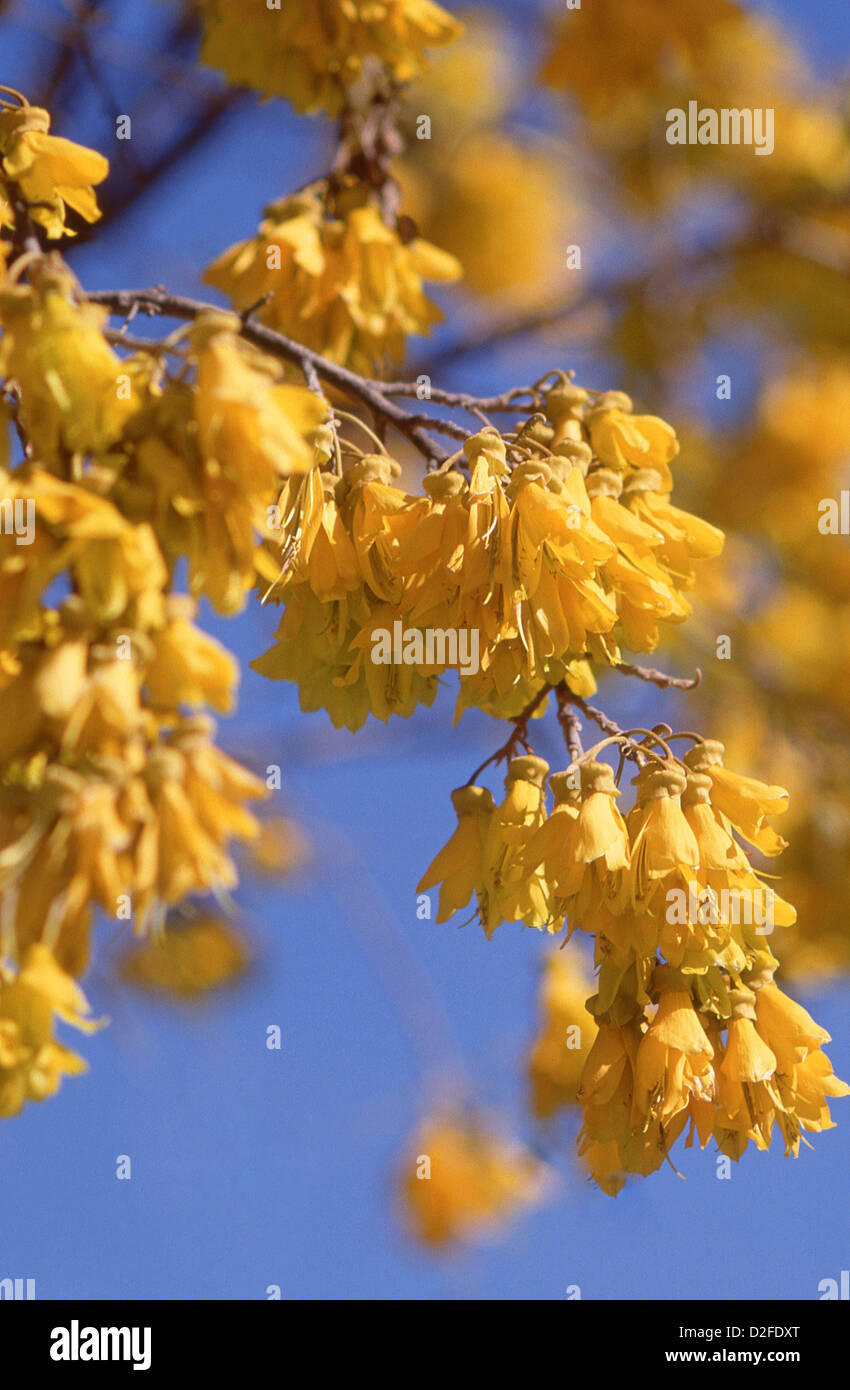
[715,988,781,1158]
[753,974,850,1155]
[0,263,139,460]
[0,100,108,239]
[131,717,266,931]
[340,456,427,605]
[269,468,361,603]
[619,764,699,912]
[398,469,468,625]
[0,944,100,1118]
[190,313,327,488]
[203,183,461,373]
[577,1020,640,1195]
[145,597,238,714]
[200,0,463,114]
[684,740,790,856]
[560,760,630,903]
[481,755,551,935]
[417,784,496,923]
[119,913,250,999]
[634,977,715,1126]
[587,392,679,489]
[527,948,596,1117]
[399,1110,549,1247]
[522,770,581,904]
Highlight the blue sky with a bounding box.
[1,0,848,1300]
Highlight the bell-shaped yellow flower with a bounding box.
[559,760,630,902]
[634,975,715,1125]
[619,764,700,911]
[0,264,139,460]
[0,100,108,239]
[481,755,550,935]
[587,391,678,488]
[715,988,781,1157]
[752,973,850,1154]
[684,740,790,856]
[191,313,327,486]
[417,784,496,923]
[522,770,581,902]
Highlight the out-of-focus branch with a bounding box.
[613,661,701,691]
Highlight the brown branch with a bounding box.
[85,286,451,464]
[613,661,702,691]
[465,684,551,786]
[379,383,541,416]
[554,684,583,762]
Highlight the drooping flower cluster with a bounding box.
[0,944,101,1118]
[199,0,463,115]
[203,180,461,375]
[1,131,325,1110]
[254,387,722,729]
[420,740,848,1192]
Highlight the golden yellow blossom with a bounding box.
[0,263,139,461]
[417,784,496,923]
[528,948,596,1118]
[0,97,108,239]
[200,0,463,114]
[203,183,461,373]
[0,944,100,1118]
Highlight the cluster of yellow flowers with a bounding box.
[255,382,722,728]
[419,739,849,1194]
[0,109,327,1112]
[199,0,463,115]
[204,180,461,375]
[0,943,106,1117]
[541,0,850,197]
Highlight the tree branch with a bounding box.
[613,661,702,691]
[86,286,451,464]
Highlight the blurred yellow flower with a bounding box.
[119,914,250,999]
[0,944,100,1118]
[199,0,463,114]
[399,1110,550,1246]
[527,948,596,1118]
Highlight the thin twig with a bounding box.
[465,684,551,786]
[554,684,583,761]
[613,660,702,691]
[85,286,451,465]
